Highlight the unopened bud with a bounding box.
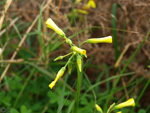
[71,46,86,55]
[95,104,103,113]
[46,18,66,38]
[114,98,135,109]
[87,36,112,43]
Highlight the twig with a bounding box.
[57,0,63,17]
[0,0,12,31]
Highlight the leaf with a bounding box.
[138,109,146,113]
[10,108,19,113]
[47,91,58,104]
[20,105,31,113]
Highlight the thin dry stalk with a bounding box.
[57,0,63,17]
[0,17,19,36]
[0,0,12,31]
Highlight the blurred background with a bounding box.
[0,0,150,113]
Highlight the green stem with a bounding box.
[131,79,150,113]
[64,53,76,67]
[80,41,87,47]
[72,59,83,113]
[63,52,73,58]
[106,103,116,113]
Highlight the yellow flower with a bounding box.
[71,46,86,55]
[86,36,112,43]
[49,67,66,89]
[84,0,96,9]
[46,18,66,38]
[77,55,82,72]
[115,98,135,109]
[95,104,103,113]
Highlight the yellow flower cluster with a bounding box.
[46,18,112,89]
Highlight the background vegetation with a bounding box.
[0,0,150,113]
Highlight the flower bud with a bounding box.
[68,61,72,75]
[54,56,63,61]
[46,18,66,38]
[114,98,135,109]
[86,36,112,43]
[49,67,66,89]
[77,55,82,72]
[71,46,86,55]
[95,104,103,113]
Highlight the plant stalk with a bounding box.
[72,60,83,113]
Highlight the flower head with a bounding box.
[115,98,135,109]
[87,36,112,43]
[84,0,96,9]
[46,18,66,38]
[71,46,86,56]
[95,104,103,113]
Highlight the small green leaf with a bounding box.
[10,108,19,113]
[138,109,146,113]
[20,105,31,113]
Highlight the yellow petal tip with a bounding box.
[49,81,56,89]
